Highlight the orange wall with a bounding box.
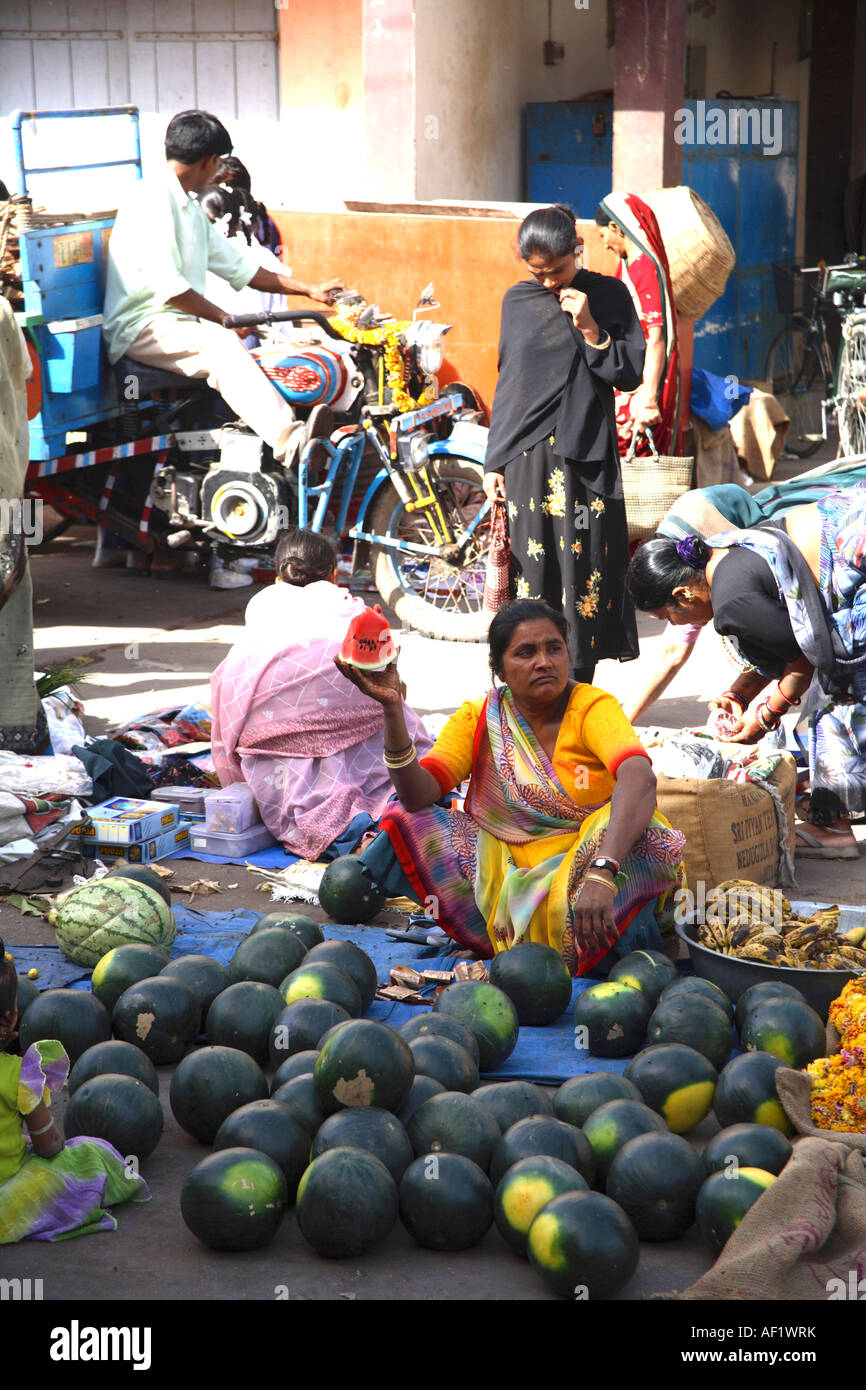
[271,210,692,420]
[278,0,363,112]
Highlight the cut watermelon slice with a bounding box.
[339,604,396,671]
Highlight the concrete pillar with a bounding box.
[362,0,416,201]
[612,0,687,193]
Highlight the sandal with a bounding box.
[794,822,860,859]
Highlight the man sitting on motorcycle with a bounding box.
[103,109,344,467]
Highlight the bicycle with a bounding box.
[764,255,866,458]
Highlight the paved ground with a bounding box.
[4,451,865,1304]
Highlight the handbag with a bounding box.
[482,500,511,613]
[621,424,695,543]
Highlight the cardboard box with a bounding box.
[81,823,190,863]
[71,797,180,843]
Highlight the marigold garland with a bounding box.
[807,977,866,1132]
[328,314,435,415]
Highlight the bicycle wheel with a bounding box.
[764,323,827,457]
[836,314,866,458]
[368,457,491,641]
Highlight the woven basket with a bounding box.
[645,185,735,322]
[621,427,694,542]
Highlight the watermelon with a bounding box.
[296,1147,398,1257]
[573,981,651,1058]
[279,962,361,1018]
[314,1018,414,1114]
[19,989,111,1063]
[553,1073,642,1128]
[271,1050,320,1092]
[606,1131,705,1241]
[399,1152,494,1251]
[68,1039,159,1097]
[397,1075,447,1126]
[488,943,573,1025]
[108,864,172,907]
[169,1045,269,1143]
[51,879,175,967]
[91,943,171,1014]
[490,1115,596,1187]
[318,856,386,924]
[64,1073,163,1160]
[406,1036,478,1094]
[609,949,678,1009]
[527,1190,640,1299]
[581,1098,668,1186]
[406,1092,501,1171]
[16,975,39,1015]
[399,1013,481,1065]
[736,981,808,1030]
[252,913,324,950]
[159,955,230,1028]
[312,1107,414,1183]
[339,602,395,669]
[205,981,284,1065]
[113,976,200,1065]
[624,1044,717,1133]
[494,1155,588,1257]
[659,975,734,1022]
[713,1051,793,1135]
[702,1123,793,1178]
[304,940,379,1013]
[269,999,350,1062]
[271,1073,328,1135]
[473,1080,555,1131]
[213,1100,310,1199]
[433,980,520,1071]
[229,929,307,989]
[696,1166,777,1254]
[181,1147,287,1251]
[646,993,734,1071]
[740,998,826,1069]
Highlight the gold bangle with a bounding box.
[384,747,418,770]
[586,332,611,351]
[581,873,617,893]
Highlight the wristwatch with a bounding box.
[589,856,620,878]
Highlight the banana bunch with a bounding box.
[697,878,866,971]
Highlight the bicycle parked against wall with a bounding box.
[765,255,866,458]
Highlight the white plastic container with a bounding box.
[189,821,276,857]
[204,784,259,834]
[151,785,207,818]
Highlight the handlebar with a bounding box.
[222,310,346,340]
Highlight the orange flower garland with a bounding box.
[327,314,435,416]
[807,977,866,1132]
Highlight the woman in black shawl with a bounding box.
[483,205,646,679]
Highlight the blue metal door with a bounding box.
[525,96,614,216]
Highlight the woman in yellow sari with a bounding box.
[339,599,685,976]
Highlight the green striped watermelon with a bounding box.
[51,879,175,968]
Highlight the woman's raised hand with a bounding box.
[483,472,507,504]
[334,656,405,707]
[559,288,598,338]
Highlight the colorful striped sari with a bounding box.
[379,687,685,976]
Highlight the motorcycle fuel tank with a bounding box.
[253,342,361,412]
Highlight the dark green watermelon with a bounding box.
[64,1073,163,1160]
[713,1052,793,1134]
[271,1073,328,1135]
[646,993,734,1071]
[108,864,172,907]
[318,856,386,924]
[68,1039,159,1097]
[696,1167,777,1254]
[406,1036,478,1094]
[314,1018,415,1114]
[740,998,826,1069]
[396,1075,447,1126]
[269,999,350,1063]
[489,1115,595,1188]
[527,1190,640,1299]
[399,1152,494,1251]
[553,1073,642,1128]
[702,1123,793,1178]
[253,913,324,950]
[91,944,172,1014]
[278,962,361,1018]
[573,982,651,1058]
[432,980,520,1071]
[406,1092,500,1171]
[271,1050,320,1092]
[16,975,39,1015]
[19,988,112,1063]
[608,950,678,1009]
[494,1155,588,1258]
[205,981,284,1065]
[659,975,735,1022]
[213,1100,310,1199]
[473,1080,554,1132]
[312,1107,414,1183]
[624,1043,717,1133]
[229,929,307,989]
[736,981,808,1030]
[581,1098,668,1186]
[159,954,230,1029]
[111,976,199,1065]
[169,1045,269,1143]
[304,940,378,1012]
[296,1147,398,1257]
[181,1147,287,1251]
[606,1131,705,1241]
[398,1013,481,1065]
[488,943,573,1025]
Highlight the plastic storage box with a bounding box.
[150,785,207,818]
[204,784,259,834]
[189,822,276,857]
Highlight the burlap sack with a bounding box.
[655,1136,866,1300]
[656,754,797,891]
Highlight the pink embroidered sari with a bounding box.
[211,581,431,859]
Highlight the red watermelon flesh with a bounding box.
[339,604,395,671]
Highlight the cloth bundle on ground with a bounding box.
[730,385,790,480]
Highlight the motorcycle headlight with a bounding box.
[419,337,445,374]
[404,320,451,375]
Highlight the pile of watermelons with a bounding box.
[15,867,815,1297]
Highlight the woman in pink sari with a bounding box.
[211,530,431,860]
